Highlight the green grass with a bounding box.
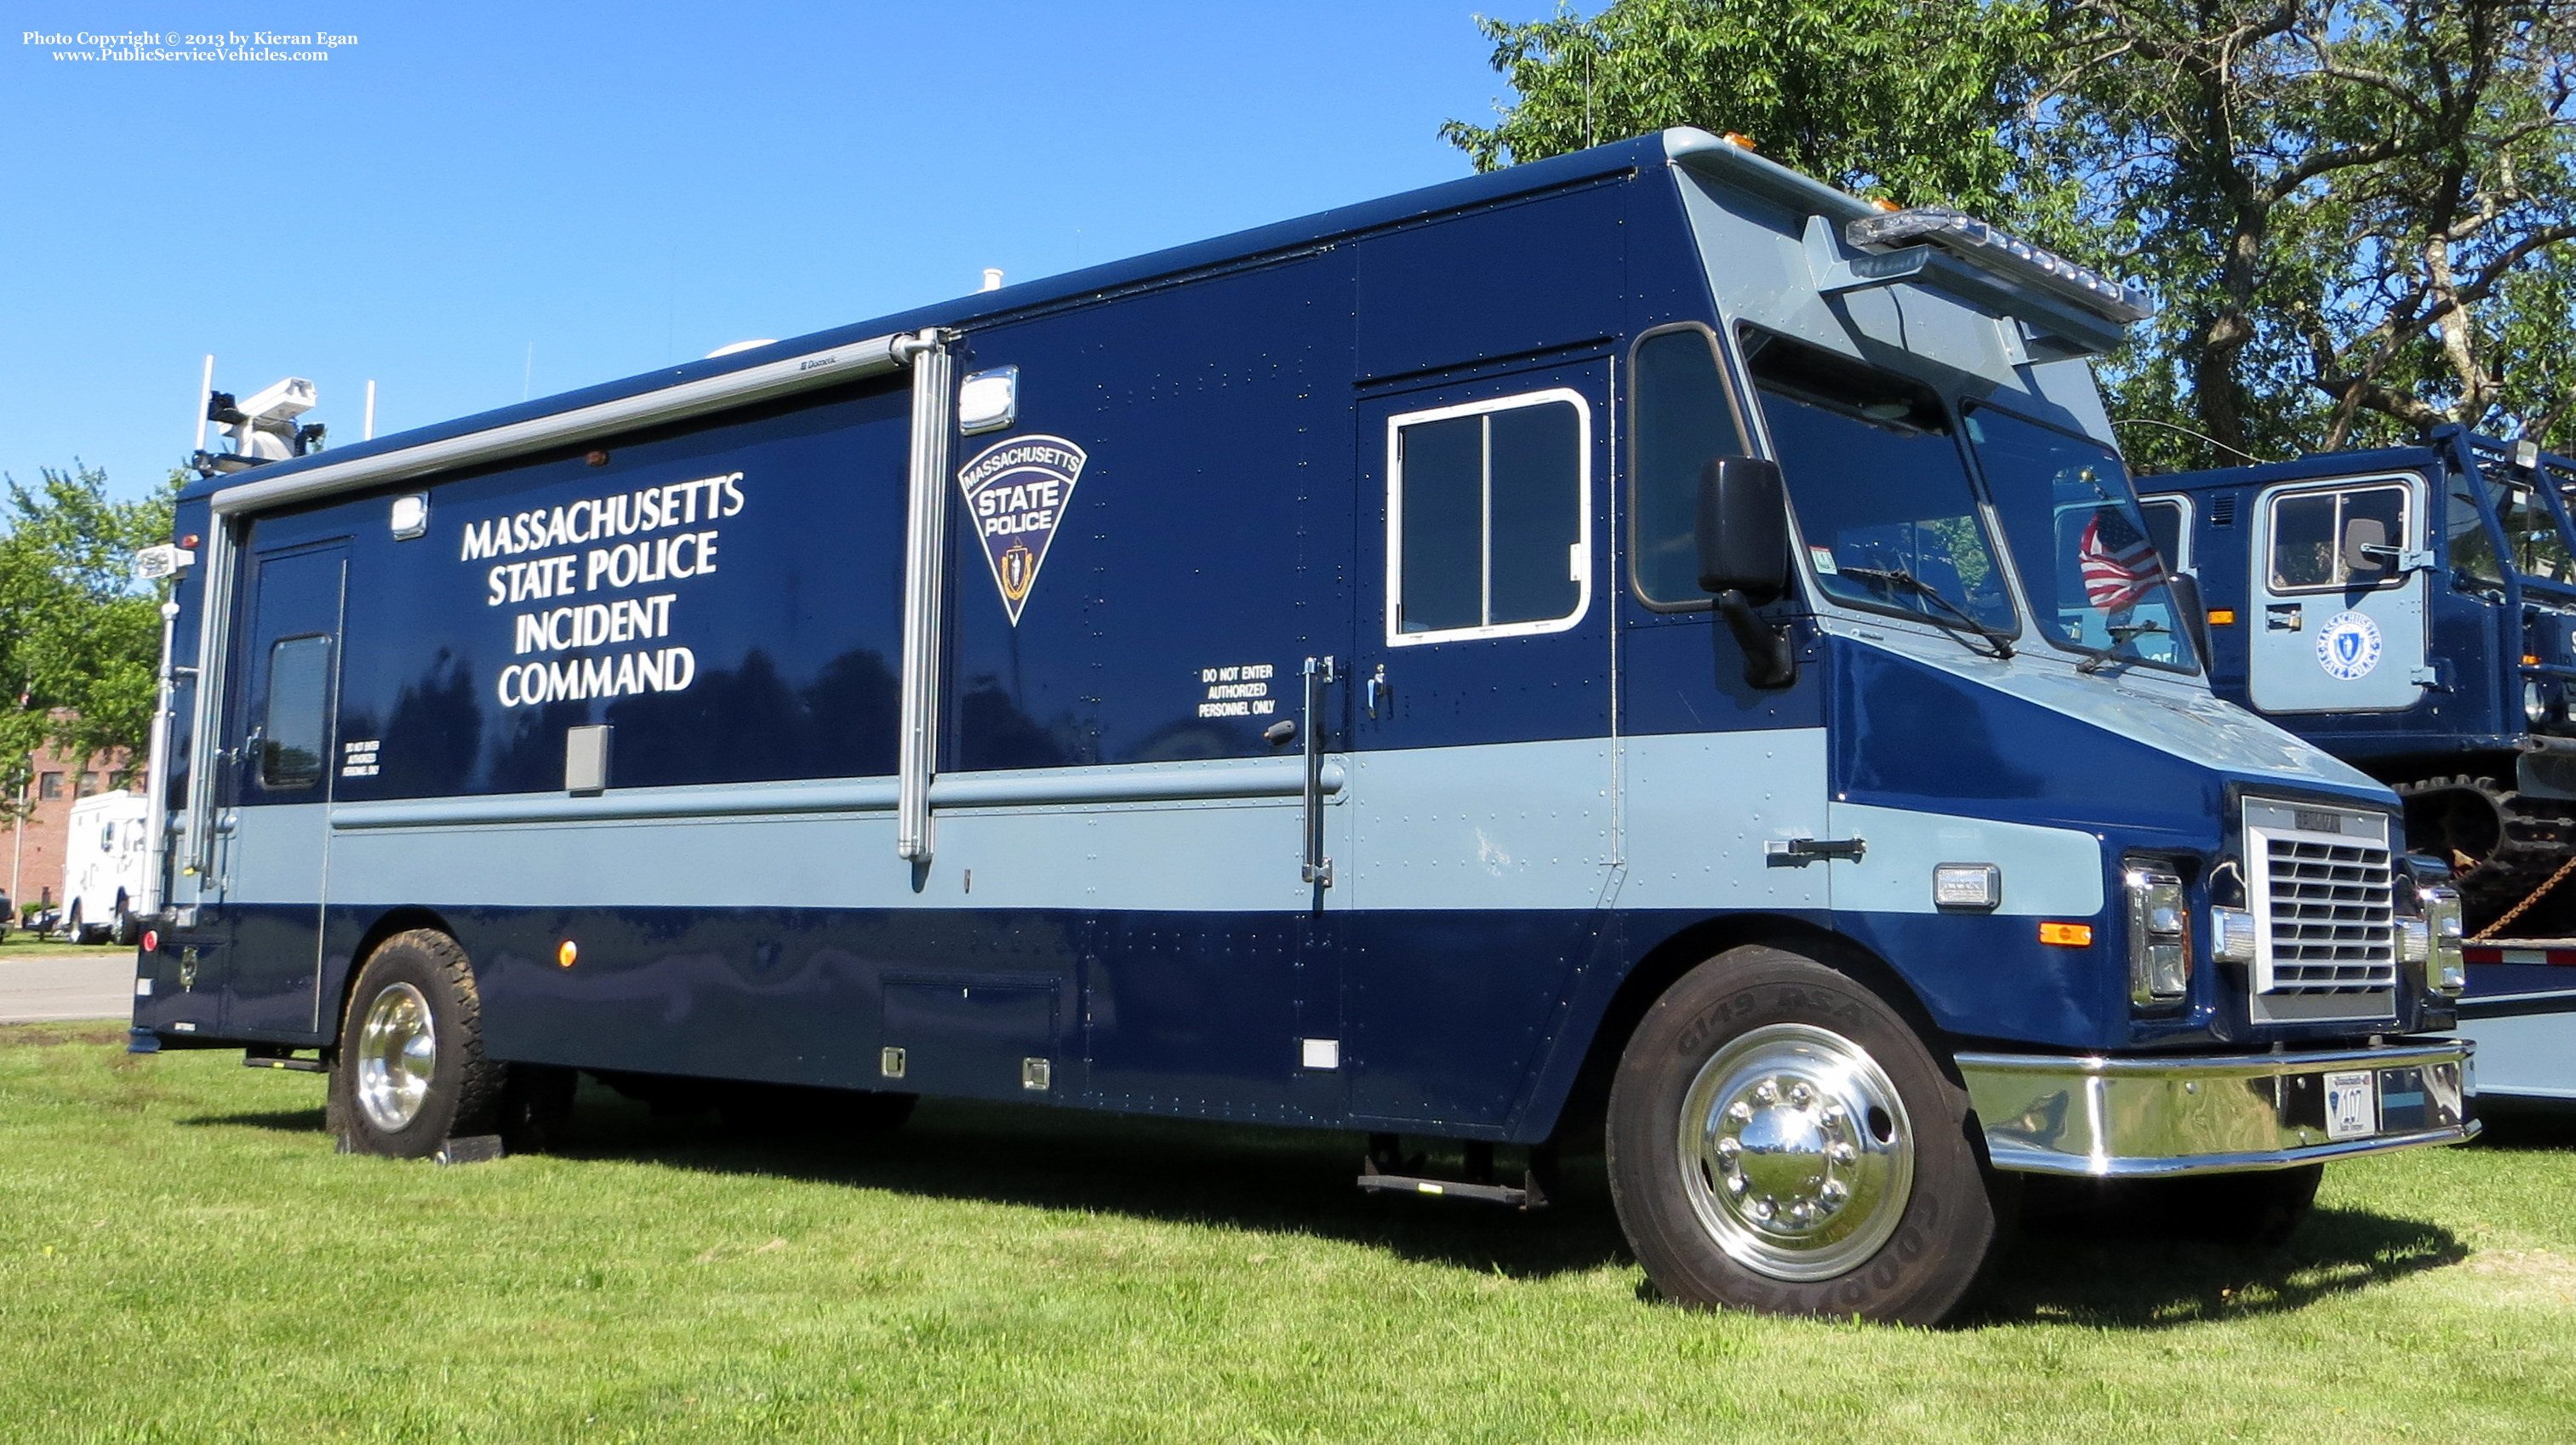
[3,1024,2572,1444]
[0,932,128,959]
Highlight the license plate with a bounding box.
[2324,1070,2377,1140]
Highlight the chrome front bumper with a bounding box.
[1956,1037,2477,1178]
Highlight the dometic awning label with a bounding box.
[957,434,1086,625]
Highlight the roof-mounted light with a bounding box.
[1843,206,2156,326]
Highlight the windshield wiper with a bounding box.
[2074,621,2167,675]
[1837,566,2014,659]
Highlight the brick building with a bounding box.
[8,743,139,916]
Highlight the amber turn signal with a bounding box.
[2038,922,2094,946]
[557,940,579,968]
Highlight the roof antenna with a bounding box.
[192,354,214,455]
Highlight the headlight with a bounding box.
[2422,886,2466,996]
[2528,680,2550,727]
[2125,866,2190,1005]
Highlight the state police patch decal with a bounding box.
[957,434,1086,625]
[2315,610,2384,681]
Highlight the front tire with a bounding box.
[330,929,505,1158]
[1606,945,2008,1325]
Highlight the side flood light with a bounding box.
[1933,862,2001,911]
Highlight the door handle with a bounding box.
[1364,663,1389,719]
[1301,655,1336,888]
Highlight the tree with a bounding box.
[1442,0,2054,223]
[1443,1,2576,473]
[0,463,180,814]
[2044,0,2576,471]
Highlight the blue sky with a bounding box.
[1,2,1534,502]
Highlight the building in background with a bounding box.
[9,742,137,917]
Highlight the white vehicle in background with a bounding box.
[63,790,151,945]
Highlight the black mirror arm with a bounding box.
[1716,589,1798,688]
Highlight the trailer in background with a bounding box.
[63,789,151,945]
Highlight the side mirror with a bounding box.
[2165,569,2213,666]
[1695,455,1796,688]
[2342,516,2390,575]
[1696,455,1790,604]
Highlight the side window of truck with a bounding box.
[1629,326,1751,608]
[2138,497,2188,574]
[2267,484,2408,591]
[1387,390,1590,643]
[259,634,332,791]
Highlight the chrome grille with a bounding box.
[2261,837,2396,989]
[2244,799,2397,1017]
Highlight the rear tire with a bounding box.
[330,929,505,1158]
[1606,945,2009,1324]
[111,894,140,947]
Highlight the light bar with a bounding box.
[1843,206,2156,326]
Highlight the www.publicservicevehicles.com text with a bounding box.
[21,30,356,61]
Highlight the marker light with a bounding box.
[2038,922,2093,947]
[2209,907,2258,965]
[1933,862,2002,911]
[1842,205,2156,325]
[557,940,579,968]
[2208,608,2236,625]
[140,929,159,954]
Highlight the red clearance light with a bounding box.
[180,534,200,549]
[140,929,159,953]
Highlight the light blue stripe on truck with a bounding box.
[208,733,1829,915]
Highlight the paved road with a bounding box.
[0,954,136,1024]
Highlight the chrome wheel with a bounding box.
[355,981,437,1133]
[1676,1021,1916,1282]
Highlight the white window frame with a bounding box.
[2262,475,2417,596]
[1383,387,1593,648]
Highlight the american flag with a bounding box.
[2079,507,2166,610]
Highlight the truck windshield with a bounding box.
[2455,465,2576,588]
[1962,405,2199,672]
[1745,334,2016,639]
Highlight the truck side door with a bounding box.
[1345,357,1618,1129]
[219,538,348,1036]
[2247,475,2429,712]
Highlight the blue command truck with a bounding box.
[2145,429,2576,1100]
[132,129,2475,1324]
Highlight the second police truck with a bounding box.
[131,129,2475,1324]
